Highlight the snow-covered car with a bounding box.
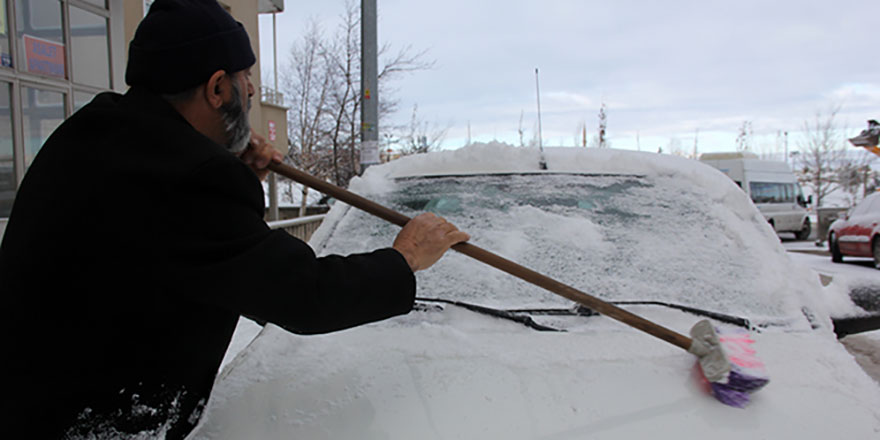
[829,192,880,269]
[190,144,880,439]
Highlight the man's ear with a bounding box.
[204,69,227,109]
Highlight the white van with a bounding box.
[700,152,812,240]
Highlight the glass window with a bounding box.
[784,183,795,203]
[16,0,66,79]
[0,82,13,217]
[0,1,12,68]
[748,182,796,204]
[21,86,65,169]
[862,195,880,214]
[70,6,109,88]
[73,90,94,113]
[80,0,108,8]
[749,182,784,204]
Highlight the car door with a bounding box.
[862,195,880,255]
[839,195,878,256]
[781,183,802,231]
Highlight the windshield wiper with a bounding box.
[415,298,562,332]
[415,297,753,332]
[609,301,752,329]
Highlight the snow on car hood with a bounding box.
[190,310,880,439]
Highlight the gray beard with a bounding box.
[221,78,252,154]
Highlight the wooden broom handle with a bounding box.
[268,162,693,351]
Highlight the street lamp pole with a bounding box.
[360,0,379,173]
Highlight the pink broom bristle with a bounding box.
[697,327,770,408]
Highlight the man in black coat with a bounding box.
[0,1,468,438]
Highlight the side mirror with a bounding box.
[797,194,812,207]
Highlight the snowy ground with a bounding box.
[781,237,880,383]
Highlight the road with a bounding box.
[782,238,880,384]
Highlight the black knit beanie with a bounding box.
[125,0,256,94]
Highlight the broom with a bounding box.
[267,162,769,407]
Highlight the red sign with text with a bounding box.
[24,35,65,78]
[268,120,276,142]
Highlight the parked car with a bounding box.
[700,152,812,240]
[828,192,880,268]
[190,144,880,439]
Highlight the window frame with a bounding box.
[0,0,115,196]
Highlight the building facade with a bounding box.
[0,0,287,223]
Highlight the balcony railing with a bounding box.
[267,214,325,242]
[258,0,285,14]
[261,86,285,107]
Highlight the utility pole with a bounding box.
[535,68,547,169]
[360,0,379,173]
[267,12,280,221]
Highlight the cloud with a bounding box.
[827,83,880,104]
[543,91,594,112]
[263,0,880,152]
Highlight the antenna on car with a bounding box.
[535,68,548,170]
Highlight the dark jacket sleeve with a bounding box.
[157,155,416,334]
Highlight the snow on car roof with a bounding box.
[363,142,736,195]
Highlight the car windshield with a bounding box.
[315,173,804,322]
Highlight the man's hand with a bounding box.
[392,213,470,272]
[239,130,283,180]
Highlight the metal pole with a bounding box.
[535,68,547,169]
[267,12,280,221]
[360,0,379,172]
[273,12,278,93]
[535,68,543,151]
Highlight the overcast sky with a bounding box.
[258,0,879,155]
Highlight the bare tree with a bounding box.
[397,104,449,155]
[319,0,377,186]
[283,20,334,216]
[280,0,434,198]
[666,137,685,157]
[735,120,753,152]
[836,149,876,206]
[518,110,526,147]
[796,107,845,207]
[595,102,608,148]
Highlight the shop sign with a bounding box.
[23,35,65,79]
[268,120,276,141]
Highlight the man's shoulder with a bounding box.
[65,88,230,169]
